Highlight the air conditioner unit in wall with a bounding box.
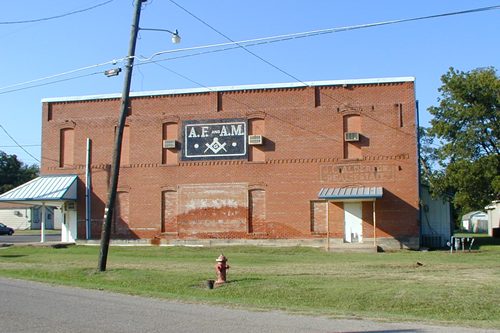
[162,139,177,149]
[248,135,264,145]
[344,132,360,142]
[66,202,76,211]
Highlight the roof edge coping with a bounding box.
[41,77,415,103]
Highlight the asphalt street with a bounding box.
[0,232,61,244]
[0,277,498,333]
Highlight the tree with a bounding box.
[0,151,39,194]
[425,67,500,218]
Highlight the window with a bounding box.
[59,128,74,167]
[162,122,178,165]
[343,115,361,159]
[121,125,130,166]
[248,118,265,162]
[162,190,178,233]
[113,191,130,237]
[248,189,266,233]
[310,201,327,233]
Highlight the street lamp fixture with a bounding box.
[104,29,180,78]
[140,28,181,44]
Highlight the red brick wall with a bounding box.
[41,81,420,246]
[59,128,74,167]
[249,189,266,234]
[177,183,247,238]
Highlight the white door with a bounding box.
[61,210,77,243]
[344,202,363,243]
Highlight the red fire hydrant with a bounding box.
[215,254,229,286]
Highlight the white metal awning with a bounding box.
[0,175,77,207]
[318,187,383,201]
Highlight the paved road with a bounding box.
[0,278,498,333]
[0,232,61,244]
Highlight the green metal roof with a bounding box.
[0,175,77,202]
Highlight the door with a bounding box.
[61,210,76,243]
[344,202,363,243]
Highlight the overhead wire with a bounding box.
[0,0,114,25]
[0,124,40,162]
[0,144,40,148]
[167,0,305,84]
[0,71,103,96]
[163,1,500,118]
[0,59,125,92]
[2,5,499,95]
[137,4,500,62]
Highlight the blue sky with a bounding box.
[1,0,499,166]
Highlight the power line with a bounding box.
[161,1,500,115]
[0,72,102,95]
[0,59,125,92]
[0,144,40,148]
[138,4,500,62]
[168,0,305,84]
[0,0,114,25]
[1,4,499,95]
[0,124,40,162]
[165,0,354,112]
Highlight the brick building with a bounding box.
[40,77,420,250]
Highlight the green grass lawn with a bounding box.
[0,240,499,328]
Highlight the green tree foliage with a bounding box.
[425,67,499,217]
[0,151,39,194]
[418,126,439,186]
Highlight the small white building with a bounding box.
[0,204,33,230]
[420,185,452,248]
[0,175,78,243]
[485,201,500,237]
[0,204,58,230]
[461,211,488,233]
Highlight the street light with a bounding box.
[140,28,181,44]
[104,30,180,77]
[98,0,180,272]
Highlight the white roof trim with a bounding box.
[0,175,78,202]
[41,77,415,103]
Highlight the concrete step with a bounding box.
[326,242,378,253]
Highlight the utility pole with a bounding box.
[98,0,145,272]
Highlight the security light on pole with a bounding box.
[140,28,181,44]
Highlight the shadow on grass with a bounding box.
[473,237,500,247]
[453,233,500,250]
[226,277,263,284]
[193,277,263,289]
[0,254,27,258]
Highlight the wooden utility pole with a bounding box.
[98,0,145,272]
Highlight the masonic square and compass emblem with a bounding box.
[182,118,247,160]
